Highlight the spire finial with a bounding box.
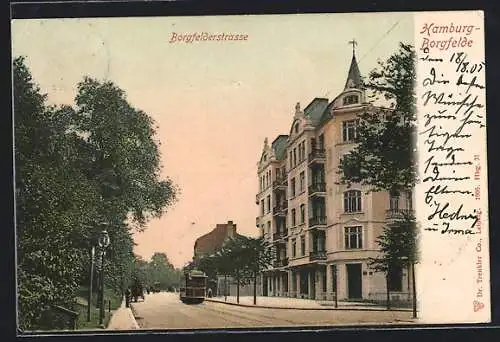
[348,38,358,57]
[295,102,301,113]
[264,137,268,147]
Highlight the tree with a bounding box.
[339,42,417,194]
[243,237,274,305]
[14,57,99,330]
[14,56,179,330]
[214,236,251,304]
[369,212,418,309]
[338,43,418,317]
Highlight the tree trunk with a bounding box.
[411,263,417,318]
[253,271,257,305]
[386,274,391,310]
[236,270,240,304]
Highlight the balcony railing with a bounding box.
[308,216,327,228]
[273,230,287,241]
[273,179,287,190]
[308,149,326,164]
[308,182,326,196]
[273,258,289,268]
[272,203,288,216]
[309,250,327,261]
[385,208,414,219]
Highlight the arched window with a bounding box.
[343,94,359,106]
[344,190,362,213]
[294,123,299,133]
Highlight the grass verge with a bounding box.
[75,286,123,330]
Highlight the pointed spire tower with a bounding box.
[344,39,363,90]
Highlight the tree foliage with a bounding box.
[189,235,273,303]
[14,56,178,330]
[339,42,417,194]
[337,44,419,309]
[369,213,419,273]
[131,253,182,290]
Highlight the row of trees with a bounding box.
[186,235,273,305]
[14,56,178,330]
[132,253,183,291]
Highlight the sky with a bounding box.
[12,12,414,269]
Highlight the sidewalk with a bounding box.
[205,296,412,312]
[106,298,140,330]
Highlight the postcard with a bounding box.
[11,9,489,333]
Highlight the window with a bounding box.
[331,265,337,292]
[388,265,403,292]
[300,236,306,256]
[292,239,296,257]
[342,119,359,142]
[266,195,271,213]
[291,209,296,227]
[406,192,413,210]
[260,200,264,215]
[295,123,299,133]
[318,134,324,149]
[299,141,306,161]
[299,171,305,192]
[300,204,305,224]
[289,151,293,169]
[267,221,271,237]
[344,190,362,213]
[293,148,297,166]
[345,226,363,249]
[390,193,400,210]
[291,178,296,197]
[343,94,359,106]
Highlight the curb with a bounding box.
[128,304,141,329]
[107,298,140,330]
[204,298,413,313]
[127,308,140,329]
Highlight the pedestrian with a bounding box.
[207,288,212,298]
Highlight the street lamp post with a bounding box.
[98,229,111,326]
[87,246,95,322]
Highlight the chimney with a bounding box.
[228,220,233,225]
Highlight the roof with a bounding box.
[303,98,330,127]
[271,135,288,160]
[344,54,363,90]
[194,221,242,257]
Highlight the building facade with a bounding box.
[255,49,414,302]
[193,221,259,297]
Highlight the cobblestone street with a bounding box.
[130,292,415,330]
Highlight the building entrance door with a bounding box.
[346,263,362,299]
[263,276,268,296]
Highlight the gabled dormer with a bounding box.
[258,137,275,171]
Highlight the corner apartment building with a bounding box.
[255,49,414,302]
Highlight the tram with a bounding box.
[179,270,207,304]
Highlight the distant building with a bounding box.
[194,220,238,259]
[192,221,259,297]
